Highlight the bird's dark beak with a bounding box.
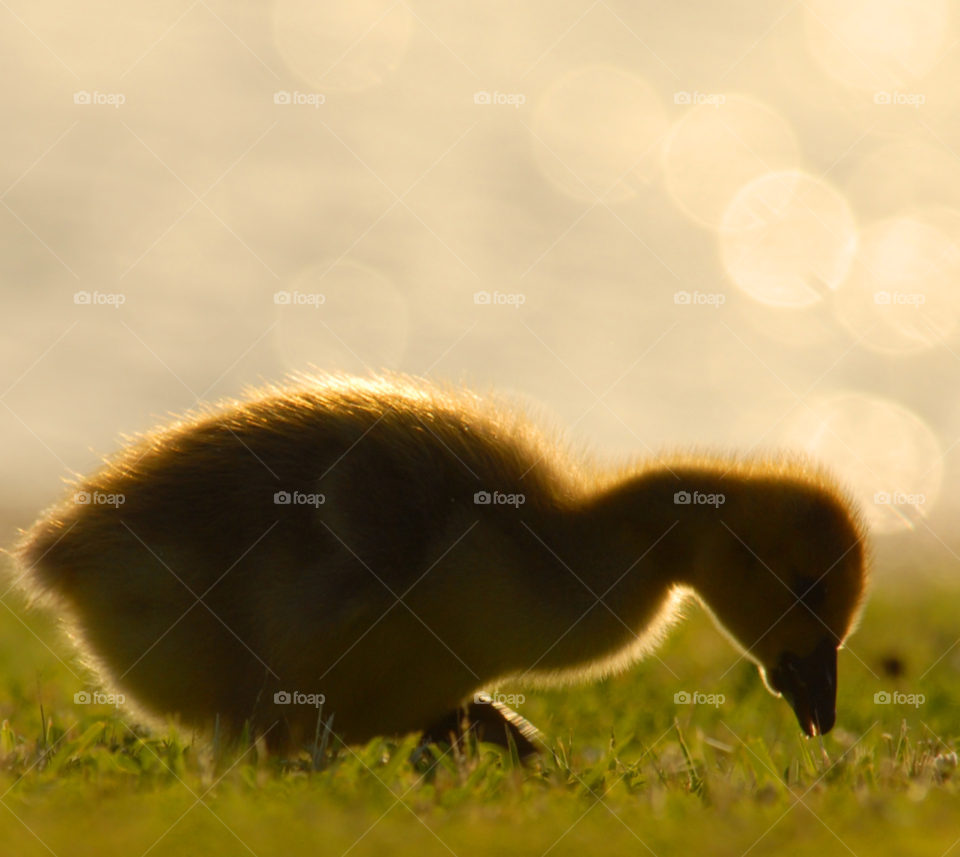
[767,638,838,737]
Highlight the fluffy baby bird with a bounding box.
[14,375,869,753]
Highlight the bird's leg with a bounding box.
[419,700,542,760]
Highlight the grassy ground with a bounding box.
[1,564,958,856]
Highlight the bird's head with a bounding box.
[694,474,869,737]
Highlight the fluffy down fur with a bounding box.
[12,374,870,748]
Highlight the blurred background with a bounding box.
[2,0,959,575]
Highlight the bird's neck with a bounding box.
[571,468,735,588]
[549,468,744,650]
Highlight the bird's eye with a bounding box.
[791,574,826,613]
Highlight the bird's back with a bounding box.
[13,376,585,745]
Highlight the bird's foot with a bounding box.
[418,700,542,761]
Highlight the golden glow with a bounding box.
[274,0,413,90]
[803,0,948,89]
[780,393,942,533]
[834,213,960,353]
[5,1,960,567]
[663,97,800,229]
[278,261,409,372]
[531,67,667,203]
[721,171,857,308]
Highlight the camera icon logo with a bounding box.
[74,691,91,704]
[474,491,491,504]
[674,691,692,704]
[274,691,291,704]
[674,491,691,505]
[674,291,691,304]
[474,291,491,304]
[74,291,91,304]
[874,291,891,304]
[874,691,891,704]
[874,91,891,104]
[274,491,291,505]
[274,291,291,305]
[674,91,691,104]
[473,692,492,704]
[274,91,291,104]
[474,91,491,104]
[873,491,890,504]
[74,91,91,104]
[74,491,91,504]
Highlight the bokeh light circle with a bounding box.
[780,392,942,533]
[663,97,800,229]
[721,171,857,307]
[803,0,948,90]
[834,212,960,353]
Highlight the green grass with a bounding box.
[1,569,959,856]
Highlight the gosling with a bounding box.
[13,374,869,753]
